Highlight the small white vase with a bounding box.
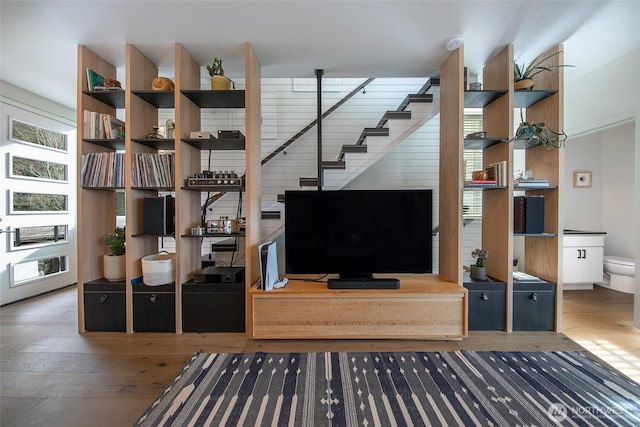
[104,254,125,282]
[470,265,487,280]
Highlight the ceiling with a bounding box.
[1,1,639,110]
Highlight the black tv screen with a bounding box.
[284,189,432,278]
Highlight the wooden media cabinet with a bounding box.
[250,274,468,340]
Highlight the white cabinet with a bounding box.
[563,233,605,289]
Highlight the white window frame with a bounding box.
[6,224,69,252]
[9,116,68,153]
[8,152,69,183]
[8,189,69,215]
[10,253,70,287]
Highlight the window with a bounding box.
[10,191,68,214]
[10,255,69,287]
[10,118,68,152]
[8,225,69,251]
[9,154,68,183]
[463,113,483,218]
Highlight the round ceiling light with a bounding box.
[445,34,464,51]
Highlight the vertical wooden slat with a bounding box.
[439,47,464,285]
[174,43,202,334]
[245,42,261,338]
[125,44,159,334]
[482,45,514,331]
[76,45,118,333]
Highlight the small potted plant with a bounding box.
[514,50,573,90]
[206,58,231,91]
[470,248,488,280]
[104,226,125,282]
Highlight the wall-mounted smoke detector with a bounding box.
[445,34,464,51]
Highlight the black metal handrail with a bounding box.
[260,78,375,166]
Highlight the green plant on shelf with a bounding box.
[505,109,567,149]
[105,226,125,256]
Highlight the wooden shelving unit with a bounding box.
[447,44,564,332]
[76,43,261,334]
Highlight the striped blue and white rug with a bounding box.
[136,351,640,426]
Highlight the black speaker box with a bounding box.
[194,266,245,283]
[143,195,175,235]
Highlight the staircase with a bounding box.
[296,79,440,190]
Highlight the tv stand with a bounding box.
[250,274,468,340]
[328,277,399,289]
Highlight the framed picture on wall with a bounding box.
[573,171,592,188]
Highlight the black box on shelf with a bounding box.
[463,273,506,331]
[513,280,555,331]
[83,281,126,332]
[132,283,175,332]
[514,195,544,234]
[182,282,245,332]
[143,195,175,235]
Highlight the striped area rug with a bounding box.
[135,351,640,426]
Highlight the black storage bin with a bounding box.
[513,281,556,331]
[463,273,506,331]
[84,280,126,332]
[182,281,245,332]
[133,283,175,332]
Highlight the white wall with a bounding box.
[564,46,639,327]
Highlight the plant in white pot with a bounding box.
[104,226,125,282]
[470,248,488,280]
[206,58,232,91]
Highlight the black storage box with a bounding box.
[513,280,556,331]
[463,273,506,331]
[84,280,126,332]
[182,281,245,332]
[514,195,545,234]
[133,283,175,332]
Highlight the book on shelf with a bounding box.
[515,179,549,187]
[86,69,105,91]
[487,161,507,186]
[83,110,125,139]
[81,152,124,188]
[131,152,175,188]
[465,180,497,186]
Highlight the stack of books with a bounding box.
[515,178,549,187]
[83,110,125,140]
[81,152,125,188]
[131,153,175,188]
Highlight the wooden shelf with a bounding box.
[514,90,557,108]
[83,138,124,150]
[463,138,505,150]
[131,138,175,150]
[181,90,245,108]
[132,90,175,108]
[464,90,507,108]
[182,232,245,238]
[182,138,245,150]
[83,90,125,108]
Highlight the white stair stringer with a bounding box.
[323,87,440,190]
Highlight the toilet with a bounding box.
[602,256,636,294]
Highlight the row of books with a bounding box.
[81,152,125,188]
[131,153,175,188]
[83,110,125,140]
[466,161,508,186]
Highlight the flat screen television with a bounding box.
[284,189,432,288]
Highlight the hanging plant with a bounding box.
[505,109,567,149]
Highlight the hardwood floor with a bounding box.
[1,284,638,427]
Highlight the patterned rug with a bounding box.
[135,351,640,426]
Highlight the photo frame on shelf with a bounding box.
[573,171,592,188]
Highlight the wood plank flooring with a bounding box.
[1,284,638,427]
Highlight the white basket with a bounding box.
[141,252,175,286]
